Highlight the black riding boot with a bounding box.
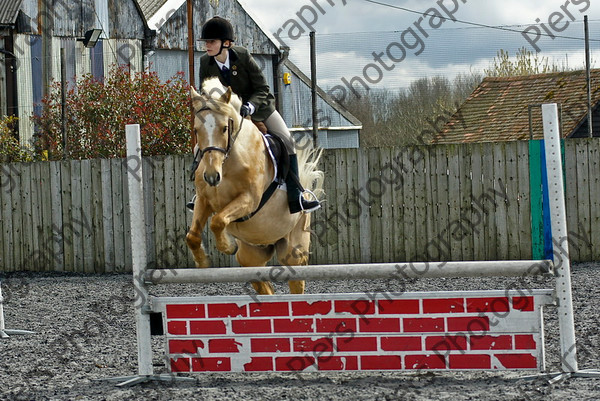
[186,196,195,211]
[287,154,320,214]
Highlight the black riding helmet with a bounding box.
[201,16,235,42]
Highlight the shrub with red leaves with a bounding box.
[33,65,192,160]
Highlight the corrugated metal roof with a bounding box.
[435,69,600,144]
[138,0,171,21]
[0,0,21,26]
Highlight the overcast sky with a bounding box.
[240,0,600,91]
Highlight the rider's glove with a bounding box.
[240,103,253,118]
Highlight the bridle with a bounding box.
[193,106,244,163]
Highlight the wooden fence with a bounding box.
[1,138,599,273]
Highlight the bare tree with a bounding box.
[342,72,481,147]
[484,47,562,77]
[342,46,571,148]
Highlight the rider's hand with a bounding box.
[240,103,253,118]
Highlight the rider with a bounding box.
[188,16,320,214]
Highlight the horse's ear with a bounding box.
[220,86,232,104]
[190,87,204,111]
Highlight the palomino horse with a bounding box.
[186,78,323,295]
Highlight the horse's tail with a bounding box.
[296,137,324,200]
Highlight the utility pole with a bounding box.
[60,48,67,157]
[41,0,52,100]
[584,15,593,138]
[310,32,318,148]
[187,0,196,148]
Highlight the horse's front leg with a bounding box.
[186,195,212,267]
[210,193,257,255]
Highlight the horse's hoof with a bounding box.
[195,257,211,268]
[217,240,238,255]
[227,242,239,255]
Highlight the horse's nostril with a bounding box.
[204,172,221,186]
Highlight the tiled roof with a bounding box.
[434,69,600,144]
[0,0,21,26]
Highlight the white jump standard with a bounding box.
[0,282,34,339]
[113,105,599,385]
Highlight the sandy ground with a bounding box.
[1,263,600,401]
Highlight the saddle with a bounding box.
[234,132,290,222]
[263,133,289,183]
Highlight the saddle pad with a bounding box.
[262,133,289,183]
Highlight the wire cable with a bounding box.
[363,0,600,42]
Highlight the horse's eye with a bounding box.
[222,126,227,133]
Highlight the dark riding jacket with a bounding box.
[199,46,276,122]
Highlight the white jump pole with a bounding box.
[147,260,553,284]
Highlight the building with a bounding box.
[0,0,149,145]
[139,0,361,148]
[0,0,361,149]
[435,69,600,144]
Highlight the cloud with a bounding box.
[241,0,600,91]
[310,49,483,91]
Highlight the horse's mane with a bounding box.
[200,77,243,120]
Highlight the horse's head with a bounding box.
[191,78,243,187]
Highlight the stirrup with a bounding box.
[186,195,196,212]
[299,189,321,213]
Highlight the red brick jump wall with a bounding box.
[156,291,551,373]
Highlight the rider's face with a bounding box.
[203,39,222,57]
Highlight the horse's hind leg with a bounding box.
[277,214,311,295]
[236,242,275,295]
